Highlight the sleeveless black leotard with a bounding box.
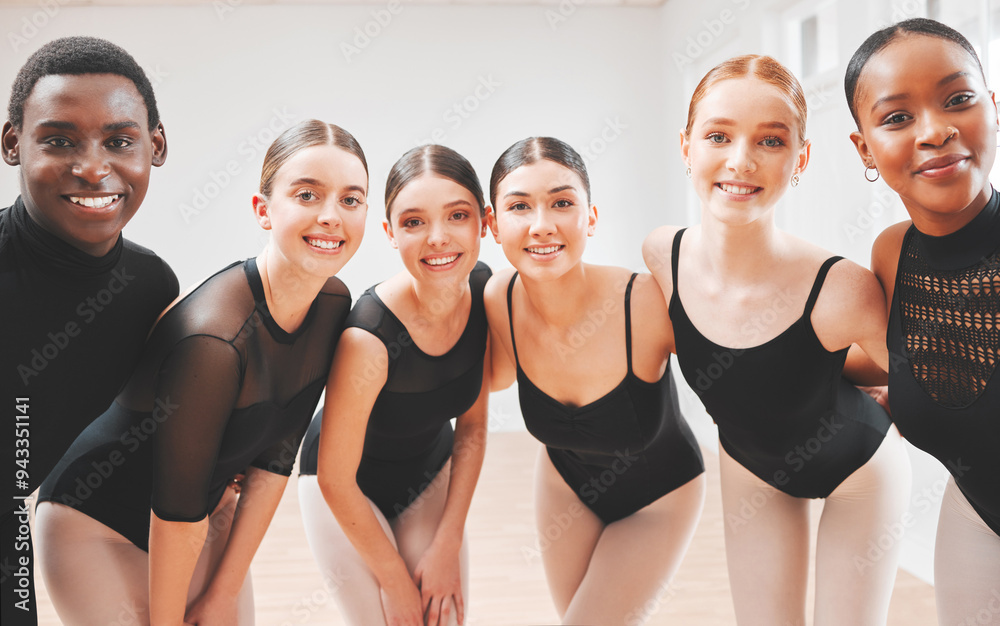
[887,190,1000,536]
[669,229,891,498]
[0,197,177,623]
[506,273,704,524]
[38,258,350,550]
[300,262,490,520]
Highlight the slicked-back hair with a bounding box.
[8,36,160,130]
[845,18,985,126]
[490,137,591,208]
[385,145,485,220]
[259,120,368,198]
[686,54,808,145]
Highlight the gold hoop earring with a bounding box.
[685,166,692,178]
[791,174,800,188]
[865,166,880,183]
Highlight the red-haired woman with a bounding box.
[643,55,910,625]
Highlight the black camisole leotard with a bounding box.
[300,262,490,520]
[887,189,1000,536]
[506,272,705,524]
[669,228,891,498]
[38,258,350,550]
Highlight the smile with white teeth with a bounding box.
[718,183,760,195]
[527,245,562,255]
[306,237,343,250]
[424,254,459,266]
[68,195,119,209]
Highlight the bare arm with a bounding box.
[843,344,889,386]
[183,467,288,625]
[414,339,491,626]
[315,328,423,624]
[820,260,890,373]
[149,515,207,625]
[483,269,517,391]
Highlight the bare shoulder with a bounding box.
[627,272,669,317]
[642,225,684,275]
[871,220,911,278]
[483,266,517,329]
[822,257,885,308]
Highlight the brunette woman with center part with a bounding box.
[846,19,1000,622]
[485,137,705,624]
[301,145,490,626]
[35,120,368,625]
[642,56,910,626]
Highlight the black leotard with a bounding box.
[506,272,704,524]
[0,197,177,622]
[669,228,891,498]
[887,190,1000,536]
[300,262,490,520]
[38,258,349,550]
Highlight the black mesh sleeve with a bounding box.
[150,335,243,522]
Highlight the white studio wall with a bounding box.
[0,2,676,435]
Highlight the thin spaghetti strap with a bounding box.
[506,272,521,367]
[803,256,844,315]
[624,273,638,373]
[670,228,687,294]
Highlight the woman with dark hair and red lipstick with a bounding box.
[34,119,368,625]
[846,18,1000,622]
[643,55,910,625]
[298,145,490,626]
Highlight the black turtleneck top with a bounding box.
[888,189,1000,535]
[0,196,178,512]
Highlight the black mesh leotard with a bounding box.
[0,197,177,622]
[887,189,1000,536]
[300,262,490,520]
[38,258,350,550]
[669,229,891,498]
[506,272,705,524]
